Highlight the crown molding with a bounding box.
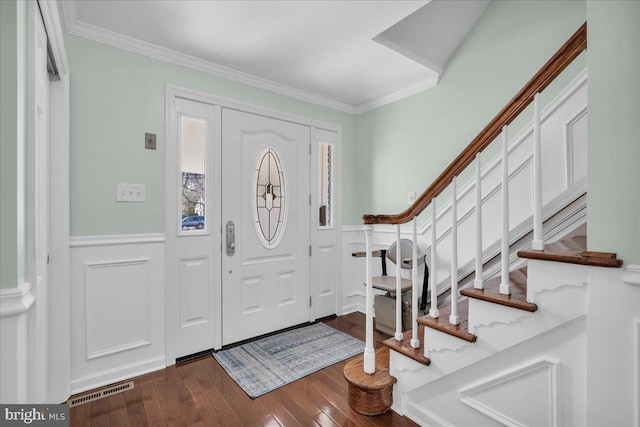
[355,76,438,114]
[61,1,357,114]
[60,0,441,115]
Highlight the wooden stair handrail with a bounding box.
[363,23,587,225]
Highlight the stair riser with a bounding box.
[467,298,535,335]
[527,259,590,299]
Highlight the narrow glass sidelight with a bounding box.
[253,146,287,248]
[318,143,333,227]
[180,116,206,231]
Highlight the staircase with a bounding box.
[342,23,620,422]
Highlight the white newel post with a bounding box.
[364,225,376,374]
[449,177,460,325]
[532,93,544,251]
[411,218,420,348]
[474,153,484,289]
[395,225,403,341]
[429,199,439,319]
[500,125,511,295]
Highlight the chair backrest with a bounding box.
[386,239,424,269]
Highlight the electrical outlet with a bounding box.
[145,133,156,150]
[408,191,416,205]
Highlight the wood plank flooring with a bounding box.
[69,313,418,426]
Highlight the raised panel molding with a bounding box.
[242,275,265,314]
[318,245,335,296]
[277,271,296,306]
[178,256,211,328]
[84,258,151,359]
[459,359,559,427]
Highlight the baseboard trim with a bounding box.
[70,355,166,395]
[404,400,456,427]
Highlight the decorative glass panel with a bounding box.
[180,116,206,231]
[319,143,333,227]
[253,147,287,248]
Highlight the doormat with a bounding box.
[213,322,364,398]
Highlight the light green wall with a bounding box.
[0,0,26,289]
[66,35,358,236]
[587,1,640,264]
[356,0,586,224]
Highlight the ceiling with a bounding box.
[62,0,489,113]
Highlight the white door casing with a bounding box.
[165,87,341,360]
[221,109,310,346]
[26,5,51,402]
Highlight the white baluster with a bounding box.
[364,225,376,374]
[500,126,511,295]
[474,153,484,290]
[411,218,420,348]
[532,93,544,251]
[449,177,459,325]
[429,198,439,319]
[395,224,403,341]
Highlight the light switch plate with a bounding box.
[145,132,156,150]
[117,183,146,202]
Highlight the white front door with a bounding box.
[221,109,310,345]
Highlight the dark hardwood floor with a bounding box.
[69,313,418,426]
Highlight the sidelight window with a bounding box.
[180,116,206,231]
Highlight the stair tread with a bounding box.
[382,326,431,366]
[343,347,397,391]
[418,299,476,342]
[461,267,537,312]
[518,235,623,268]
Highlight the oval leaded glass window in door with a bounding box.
[253,146,287,248]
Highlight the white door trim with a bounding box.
[165,85,342,361]
[25,0,71,403]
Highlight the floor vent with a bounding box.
[67,381,134,407]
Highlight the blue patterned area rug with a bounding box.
[213,322,364,398]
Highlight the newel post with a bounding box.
[364,225,376,374]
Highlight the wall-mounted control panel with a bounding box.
[117,183,146,202]
[408,191,416,205]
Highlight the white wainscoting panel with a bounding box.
[85,259,151,359]
[637,318,640,427]
[459,359,559,427]
[0,283,34,403]
[403,317,587,427]
[70,235,165,394]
